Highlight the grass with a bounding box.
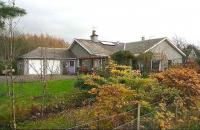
[0,79,76,97]
[18,109,78,129]
[0,79,77,126]
[18,107,94,129]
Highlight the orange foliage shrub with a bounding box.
[91,84,136,128]
[93,84,135,116]
[153,67,200,104]
[184,60,200,72]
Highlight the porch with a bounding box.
[78,57,107,74]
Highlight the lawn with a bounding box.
[0,79,78,128]
[0,79,76,97]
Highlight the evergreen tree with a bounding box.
[0,0,26,29]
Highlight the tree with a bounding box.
[172,36,200,68]
[137,52,153,74]
[182,44,200,68]
[172,36,188,50]
[0,0,26,29]
[0,1,26,129]
[111,50,135,66]
[0,34,68,74]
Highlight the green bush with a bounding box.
[124,77,158,90]
[111,50,135,66]
[75,74,106,90]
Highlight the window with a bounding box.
[70,61,74,67]
[152,60,160,71]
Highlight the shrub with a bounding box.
[155,103,175,129]
[94,84,135,114]
[124,77,158,91]
[103,59,139,78]
[111,50,135,66]
[74,60,200,129]
[153,67,200,107]
[184,60,200,71]
[75,74,106,90]
[153,67,200,97]
[91,84,136,128]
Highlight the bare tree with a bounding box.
[8,1,16,128]
[4,0,26,129]
[27,47,60,117]
[172,35,188,50]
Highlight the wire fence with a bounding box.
[66,101,200,130]
[66,101,161,130]
[68,107,138,130]
[113,103,200,130]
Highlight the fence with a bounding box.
[117,104,200,130]
[67,101,200,130]
[66,101,157,130]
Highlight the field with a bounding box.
[0,79,79,128]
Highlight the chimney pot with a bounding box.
[141,36,145,41]
[90,30,98,42]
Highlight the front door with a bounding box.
[68,60,75,74]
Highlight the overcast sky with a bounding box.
[10,0,200,45]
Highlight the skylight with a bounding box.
[101,41,115,46]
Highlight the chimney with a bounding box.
[90,30,98,42]
[141,36,145,41]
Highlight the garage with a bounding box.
[28,60,43,75]
[28,59,61,75]
[46,60,61,74]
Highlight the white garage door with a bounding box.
[29,60,43,75]
[46,60,61,74]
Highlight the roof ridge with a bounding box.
[127,37,166,44]
[76,38,125,44]
[76,37,166,44]
[36,47,67,49]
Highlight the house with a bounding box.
[18,30,186,75]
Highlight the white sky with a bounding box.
[11,0,200,46]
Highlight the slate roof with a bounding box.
[125,37,165,54]
[74,38,166,56]
[20,37,185,60]
[20,47,76,59]
[75,39,117,56]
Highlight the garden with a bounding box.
[10,59,200,129]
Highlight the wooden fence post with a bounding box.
[175,104,178,122]
[137,103,141,130]
[97,115,100,130]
